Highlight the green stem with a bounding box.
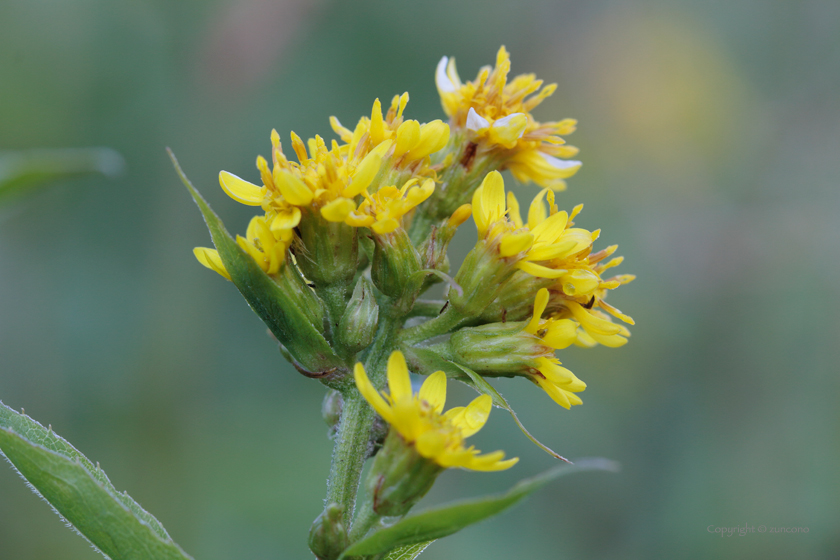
[400,305,467,345]
[348,497,381,543]
[406,299,447,318]
[323,310,403,531]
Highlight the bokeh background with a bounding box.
[1,1,839,559]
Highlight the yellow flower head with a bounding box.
[346,177,436,234]
[436,46,581,191]
[523,289,587,408]
[331,94,451,173]
[544,243,636,348]
[193,213,293,279]
[354,351,517,471]
[471,171,598,278]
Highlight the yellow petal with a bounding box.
[467,454,519,472]
[354,363,393,423]
[418,371,447,413]
[274,170,313,206]
[415,430,446,459]
[457,394,492,437]
[343,152,382,197]
[499,231,534,257]
[371,218,400,234]
[370,98,385,145]
[193,247,231,280]
[271,207,301,231]
[405,120,450,160]
[507,191,523,228]
[488,113,527,149]
[525,288,549,334]
[387,351,412,401]
[541,319,578,349]
[394,119,420,157]
[219,171,264,206]
[479,171,506,224]
[535,377,571,409]
[320,198,356,222]
[560,269,601,297]
[530,210,568,243]
[516,261,567,278]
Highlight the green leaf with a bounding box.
[168,148,343,373]
[340,459,618,558]
[401,351,570,463]
[0,401,193,560]
[377,541,435,560]
[0,148,123,203]
[449,362,572,463]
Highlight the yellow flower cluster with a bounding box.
[355,352,517,471]
[523,289,587,408]
[470,171,597,278]
[436,46,581,191]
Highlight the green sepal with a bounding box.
[169,149,344,374]
[401,349,571,462]
[339,459,618,558]
[0,401,193,560]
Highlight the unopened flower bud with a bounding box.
[449,322,545,373]
[337,276,379,353]
[371,227,423,300]
[308,503,348,560]
[366,429,443,517]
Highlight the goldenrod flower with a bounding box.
[436,46,581,191]
[346,178,435,234]
[330,94,450,175]
[194,213,292,279]
[523,289,587,408]
[354,351,517,471]
[471,171,595,277]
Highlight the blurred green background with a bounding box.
[1,0,838,558]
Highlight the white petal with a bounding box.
[466,107,490,131]
[492,113,526,136]
[540,152,582,170]
[436,56,457,92]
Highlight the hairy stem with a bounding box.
[399,305,467,345]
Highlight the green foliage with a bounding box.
[378,541,435,560]
[0,401,193,560]
[0,148,123,204]
[169,148,344,375]
[340,459,619,558]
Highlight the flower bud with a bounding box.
[371,227,423,299]
[295,211,359,288]
[366,429,443,517]
[337,276,379,353]
[449,322,545,374]
[308,503,348,560]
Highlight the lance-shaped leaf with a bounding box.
[340,458,618,558]
[0,401,193,560]
[169,148,343,374]
[378,541,435,560]
[0,148,123,203]
[401,348,568,462]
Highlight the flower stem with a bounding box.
[399,305,467,345]
[322,309,402,530]
[348,497,381,543]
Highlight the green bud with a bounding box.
[450,240,518,317]
[366,429,443,517]
[449,322,543,376]
[480,271,554,324]
[337,276,379,353]
[295,210,359,287]
[321,391,343,435]
[371,228,423,299]
[308,503,348,560]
